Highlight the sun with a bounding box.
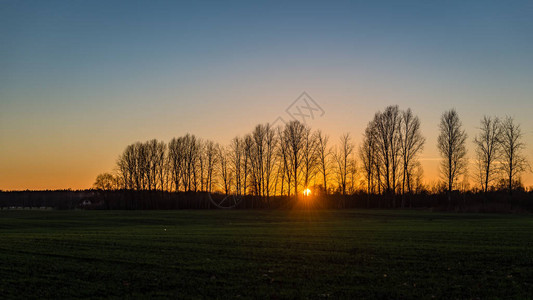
[303,188,312,196]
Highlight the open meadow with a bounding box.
[0,209,532,299]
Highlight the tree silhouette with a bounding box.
[243,134,253,196]
[399,108,425,207]
[437,109,468,205]
[277,127,292,196]
[248,124,277,197]
[301,127,319,192]
[230,137,244,196]
[281,121,307,196]
[360,120,380,207]
[93,173,118,191]
[372,105,402,207]
[474,116,501,193]
[102,106,531,209]
[168,137,185,192]
[218,144,232,195]
[334,133,354,196]
[499,116,530,194]
[263,124,277,198]
[205,140,218,193]
[316,130,331,195]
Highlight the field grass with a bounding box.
[0,209,532,299]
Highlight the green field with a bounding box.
[0,210,532,299]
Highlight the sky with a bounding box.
[1,0,533,190]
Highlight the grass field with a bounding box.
[0,209,532,299]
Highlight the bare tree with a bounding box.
[93,172,119,209]
[230,137,244,195]
[437,109,468,205]
[333,133,355,196]
[197,139,207,192]
[499,116,530,194]
[93,173,118,191]
[182,134,199,192]
[218,144,232,195]
[360,122,377,205]
[116,142,145,191]
[373,106,402,207]
[277,126,292,196]
[409,161,425,195]
[273,144,286,196]
[301,128,318,191]
[144,140,156,191]
[205,140,218,193]
[263,124,277,198]
[117,143,135,190]
[316,130,331,195]
[157,142,168,191]
[249,125,266,196]
[168,137,185,191]
[243,134,253,195]
[347,153,358,195]
[399,108,425,207]
[474,116,501,193]
[281,121,307,196]
[144,139,167,191]
[136,142,148,190]
[116,140,166,192]
[245,124,278,198]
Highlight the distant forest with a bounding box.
[3,105,531,212]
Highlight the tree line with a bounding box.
[95,106,530,205]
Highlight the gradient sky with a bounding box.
[1,0,533,190]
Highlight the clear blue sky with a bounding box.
[1,0,532,189]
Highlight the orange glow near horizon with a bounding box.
[303,188,312,197]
